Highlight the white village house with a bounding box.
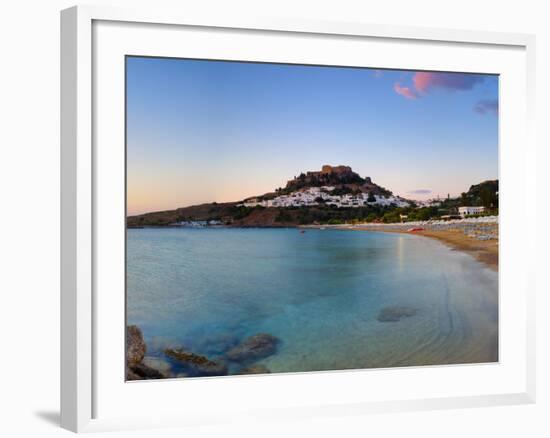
[458,206,485,217]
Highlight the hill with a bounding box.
[126,166,498,227]
[127,165,409,227]
[461,180,498,208]
[127,202,237,227]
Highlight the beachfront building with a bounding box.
[458,206,485,217]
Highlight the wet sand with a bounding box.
[413,229,498,271]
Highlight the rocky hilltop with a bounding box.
[281,164,392,197]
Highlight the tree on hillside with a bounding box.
[480,185,498,208]
[382,211,401,223]
[366,212,379,222]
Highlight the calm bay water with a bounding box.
[127,228,498,375]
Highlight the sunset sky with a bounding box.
[126,56,498,216]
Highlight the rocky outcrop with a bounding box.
[126,325,166,380]
[126,325,146,365]
[164,348,228,376]
[377,306,417,322]
[226,333,280,362]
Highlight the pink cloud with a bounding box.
[394,72,486,100]
[413,72,485,93]
[393,83,418,100]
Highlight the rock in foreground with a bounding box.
[126,325,166,380]
[126,325,146,365]
[130,362,165,379]
[126,367,143,381]
[164,348,228,376]
[238,364,271,375]
[226,333,280,362]
[377,306,417,322]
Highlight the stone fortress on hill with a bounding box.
[288,164,371,186]
[301,164,356,181]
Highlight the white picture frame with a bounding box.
[60,4,537,433]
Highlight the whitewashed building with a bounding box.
[239,185,411,209]
[458,206,485,217]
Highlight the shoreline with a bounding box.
[411,229,497,271]
[305,218,499,271]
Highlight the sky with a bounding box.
[126,56,498,216]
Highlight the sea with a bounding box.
[127,227,498,376]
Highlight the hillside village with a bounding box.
[240,185,411,209]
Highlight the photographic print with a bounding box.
[125,57,498,380]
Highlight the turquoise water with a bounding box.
[127,228,498,376]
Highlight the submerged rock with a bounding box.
[238,364,271,375]
[195,333,240,355]
[130,362,165,379]
[377,306,417,322]
[126,325,146,365]
[226,333,280,362]
[164,348,228,376]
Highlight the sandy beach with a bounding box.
[413,229,498,271]
[307,217,499,271]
